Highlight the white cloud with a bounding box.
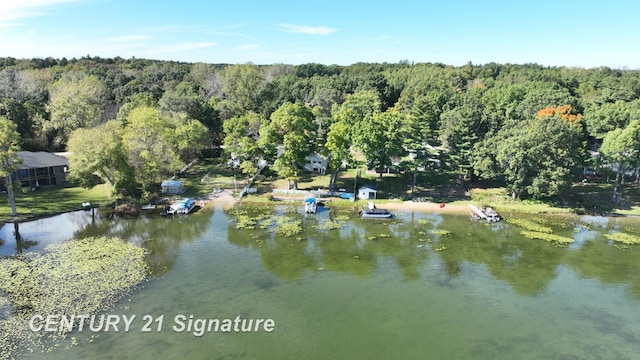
[232,44,259,51]
[276,23,337,35]
[0,0,84,25]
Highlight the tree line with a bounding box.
[1,56,639,201]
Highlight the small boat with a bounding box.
[359,202,392,219]
[141,204,156,210]
[166,198,196,215]
[468,205,501,222]
[305,197,317,214]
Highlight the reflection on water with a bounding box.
[0,210,97,256]
[7,205,640,359]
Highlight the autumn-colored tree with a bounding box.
[536,105,582,123]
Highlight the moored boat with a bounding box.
[359,202,392,219]
[305,197,317,214]
[468,204,501,222]
[165,198,196,215]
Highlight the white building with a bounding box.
[358,185,377,200]
[161,180,184,194]
[304,153,328,174]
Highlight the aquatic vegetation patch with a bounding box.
[507,218,553,233]
[235,214,259,229]
[334,215,351,222]
[520,231,574,244]
[258,215,277,229]
[232,209,275,230]
[604,232,640,245]
[273,219,303,237]
[0,236,148,359]
[316,220,343,230]
[431,229,452,236]
[613,244,630,251]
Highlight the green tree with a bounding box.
[0,68,50,150]
[222,112,265,175]
[67,122,136,196]
[600,120,640,204]
[261,102,316,189]
[473,116,585,199]
[123,107,182,193]
[0,117,22,216]
[46,73,107,147]
[352,107,406,177]
[583,100,640,139]
[325,90,381,189]
[440,96,489,184]
[172,117,209,162]
[220,63,265,118]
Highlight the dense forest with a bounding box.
[1,56,640,202]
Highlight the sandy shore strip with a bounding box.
[203,189,238,210]
[230,193,473,215]
[377,201,471,214]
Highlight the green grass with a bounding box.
[0,184,111,222]
[615,207,640,216]
[172,158,257,199]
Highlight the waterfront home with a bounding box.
[0,151,69,191]
[303,153,328,174]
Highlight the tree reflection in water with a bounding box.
[227,206,640,301]
[5,205,640,302]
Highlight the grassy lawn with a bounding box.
[175,158,253,198]
[242,167,462,203]
[0,184,111,222]
[465,188,566,214]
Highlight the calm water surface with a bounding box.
[3,205,640,360]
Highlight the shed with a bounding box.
[161,180,184,195]
[357,185,377,200]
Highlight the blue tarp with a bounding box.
[305,197,317,203]
[339,193,354,199]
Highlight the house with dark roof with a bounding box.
[1,152,69,191]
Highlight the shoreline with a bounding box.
[374,201,471,214]
[232,195,483,215]
[3,191,632,226]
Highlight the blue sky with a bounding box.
[1,0,639,68]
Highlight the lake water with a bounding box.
[3,205,640,360]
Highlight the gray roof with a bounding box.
[17,151,68,169]
[161,180,183,187]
